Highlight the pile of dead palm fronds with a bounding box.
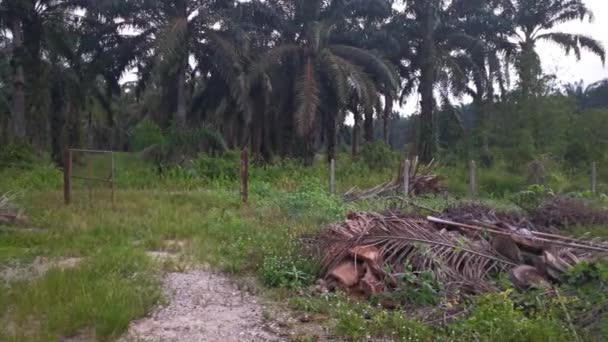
[531,196,608,228]
[318,211,608,300]
[0,192,27,226]
[441,202,555,233]
[342,159,444,202]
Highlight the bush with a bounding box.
[131,119,165,152]
[360,141,398,170]
[0,142,40,168]
[0,164,62,191]
[448,291,571,341]
[478,162,526,197]
[192,151,239,182]
[511,184,554,212]
[276,178,344,221]
[166,126,227,156]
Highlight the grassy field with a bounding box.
[1,153,607,341]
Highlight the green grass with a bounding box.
[1,248,159,341]
[1,152,607,341]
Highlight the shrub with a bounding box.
[192,151,240,182]
[387,266,442,306]
[258,254,316,289]
[479,167,526,198]
[448,291,571,341]
[511,184,554,212]
[0,142,40,168]
[360,141,398,170]
[131,119,165,152]
[166,126,227,156]
[276,178,344,221]
[2,164,63,191]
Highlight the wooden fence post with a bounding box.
[591,162,597,194]
[63,148,72,205]
[403,159,410,197]
[468,160,477,199]
[240,146,249,204]
[329,158,336,195]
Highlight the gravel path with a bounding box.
[121,270,280,342]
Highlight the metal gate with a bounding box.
[63,148,116,208]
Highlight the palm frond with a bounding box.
[294,57,320,136]
[538,32,605,64]
[325,51,379,113]
[319,49,348,106]
[155,16,188,66]
[250,44,301,82]
[206,31,252,119]
[321,213,515,293]
[545,1,593,29]
[329,45,399,95]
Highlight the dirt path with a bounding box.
[121,270,282,342]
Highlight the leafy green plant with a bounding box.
[131,119,166,152]
[388,265,442,306]
[0,142,41,169]
[360,141,398,170]
[258,255,316,289]
[479,167,526,198]
[276,178,344,221]
[448,291,571,341]
[192,151,239,182]
[511,184,555,212]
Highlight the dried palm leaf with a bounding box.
[321,212,516,294]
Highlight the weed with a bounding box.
[1,247,160,341]
[259,255,316,289]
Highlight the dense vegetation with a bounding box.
[1,0,607,169]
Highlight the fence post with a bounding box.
[240,145,249,204]
[591,162,597,194]
[329,158,336,195]
[111,151,115,209]
[63,148,72,205]
[468,160,477,199]
[403,159,410,197]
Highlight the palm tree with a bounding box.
[253,0,399,162]
[387,0,479,162]
[507,0,605,97]
[331,0,396,148]
[564,78,608,110]
[128,0,234,128]
[450,0,516,165]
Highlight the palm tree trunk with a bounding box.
[327,112,338,163]
[50,79,65,166]
[383,95,393,145]
[352,110,360,157]
[418,5,436,163]
[175,58,187,127]
[10,18,26,139]
[364,108,374,142]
